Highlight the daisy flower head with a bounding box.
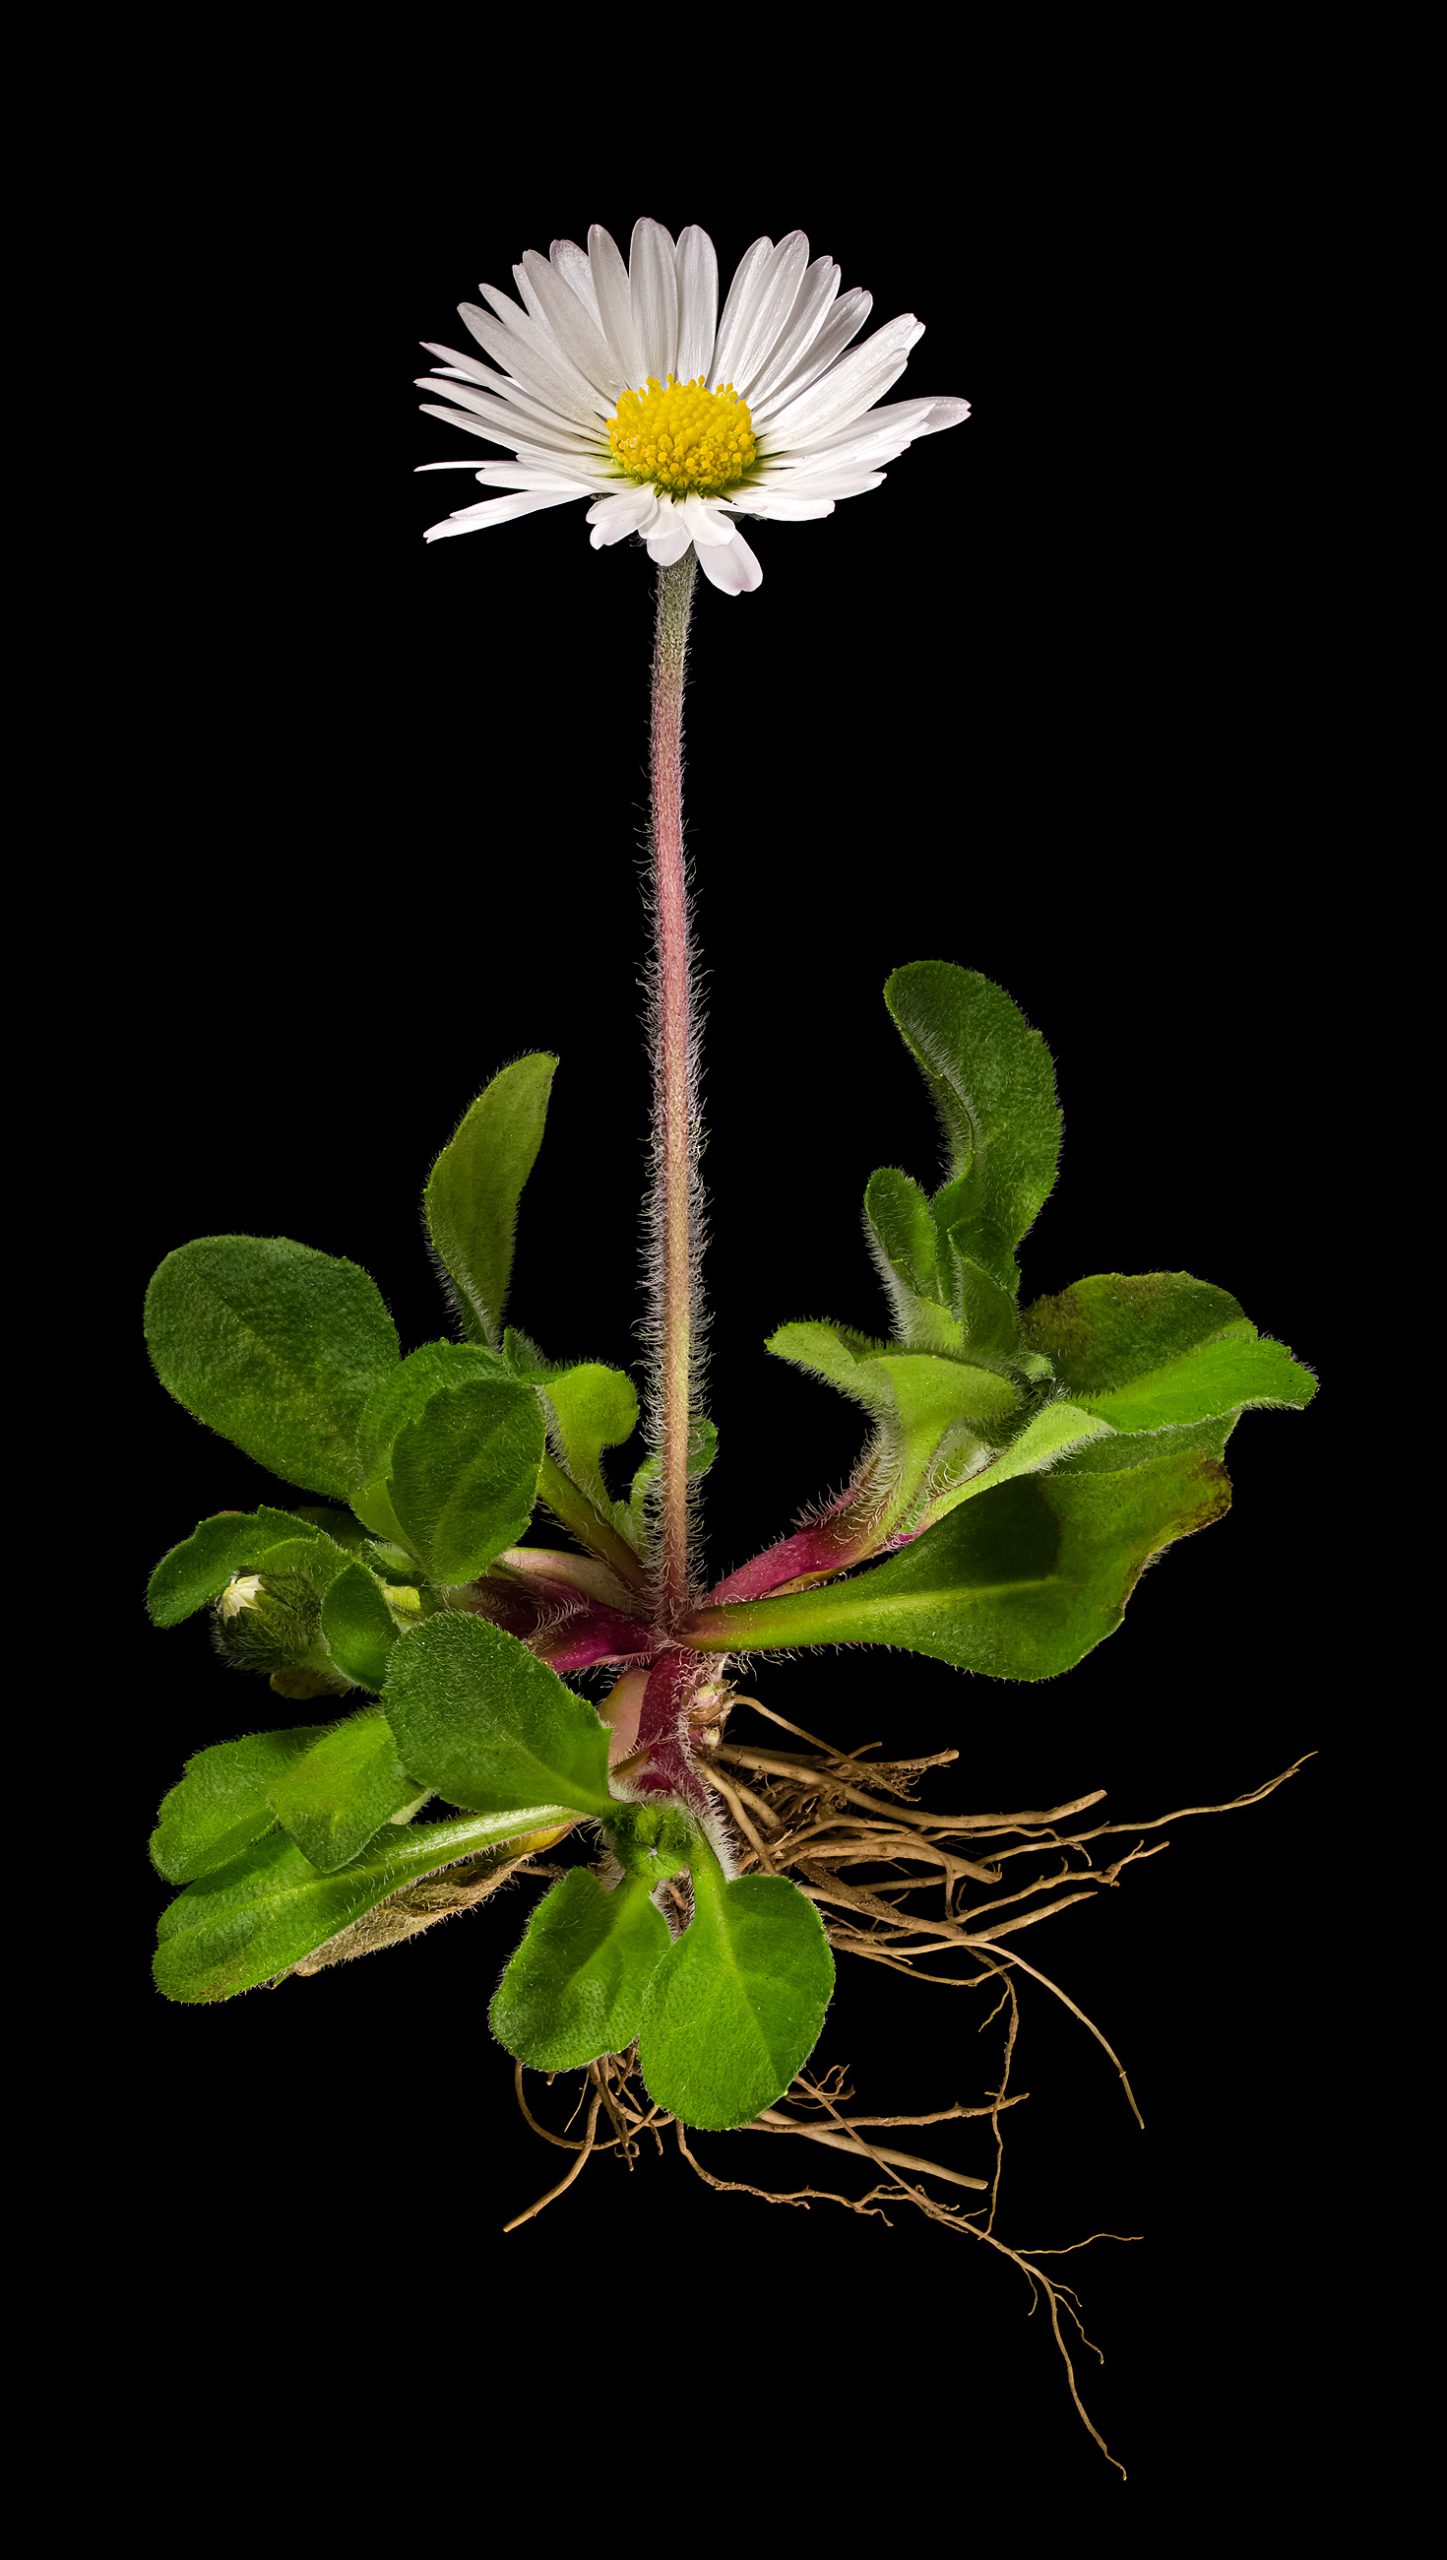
[417,221,970,596]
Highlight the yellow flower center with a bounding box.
[607,374,758,496]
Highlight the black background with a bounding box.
[113,75,1347,2514]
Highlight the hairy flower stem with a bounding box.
[647,552,701,1631]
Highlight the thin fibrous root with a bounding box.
[501,1709,1312,2476]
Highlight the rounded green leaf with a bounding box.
[356,1341,511,1485]
[151,1726,331,1883]
[1022,1273,1316,1429]
[490,1869,670,2069]
[147,1507,326,1628]
[320,1561,398,1690]
[638,1859,835,2130]
[382,1613,614,1818]
[145,1237,399,1499]
[387,1377,544,1584]
[267,1707,420,1873]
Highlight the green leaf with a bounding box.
[283,1508,376,1555]
[490,1869,670,2069]
[387,1378,544,1583]
[424,1055,557,1347]
[355,1341,511,1485]
[692,1422,1234,1680]
[267,1707,420,1872]
[537,1362,640,1514]
[863,1168,961,1353]
[154,1808,572,2004]
[768,1320,1024,1531]
[147,1507,328,1627]
[638,1852,835,2130]
[151,1726,330,1883]
[320,1562,398,1690]
[910,1398,1115,1530]
[249,1534,356,1602]
[885,964,1061,1295]
[1022,1274,1316,1430]
[144,1237,399,1499]
[382,1614,614,1818]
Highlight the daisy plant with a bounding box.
[144,220,1313,2463]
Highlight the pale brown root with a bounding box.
[502,2084,604,2232]
[497,1699,1309,2474]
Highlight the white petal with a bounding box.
[629,218,678,382]
[674,226,719,384]
[587,487,661,548]
[459,299,611,424]
[588,225,643,386]
[644,498,693,567]
[679,495,735,547]
[725,492,837,520]
[423,488,586,542]
[696,529,763,594]
[510,262,547,329]
[743,468,883,502]
[469,458,616,491]
[421,339,507,388]
[520,248,619,396]
[712,232,810,394]
[419,379,603,456]
[785,392,970,463]
[759,312,924,443]
[551,238,601,325]
[708,238,773,382]
[752,287,873,417]
[477,278,532,329]
[740,258,840,406]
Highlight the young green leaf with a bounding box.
[424,1055,557,1347]
[386,1377,544,1583]
[689,1422,1234,1680]
[1022,1274,1316,1430]
[147,1508,329,1628]
[154,1808,574,2003]
[638,1852,835,2130]
[536,1361,640,1514]
[319,1561,399,1690]
[355,1341,512,1487]
[885,964,1061,1295]
[490,1869,670,2069]
[864,1168,961,1353]
[915,1398,1114,1526]
[151,1725,331,1883]
[267,1707,421,1872]
[382,1613,615,1817]
[144,1237,399,1499]
[768,1320,1024,1532]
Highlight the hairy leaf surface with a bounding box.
[424,1056,557,1346]
[383,1614,614,1817]
[154,1809,572,2003]
[639,1861,834,2130]
[490,1869,669,2069]
[145,1237,398,1498]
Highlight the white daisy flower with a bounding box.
[417,220,970,596]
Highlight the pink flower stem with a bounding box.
[647,552,701,1633]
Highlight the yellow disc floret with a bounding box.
[607,374,758,496]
